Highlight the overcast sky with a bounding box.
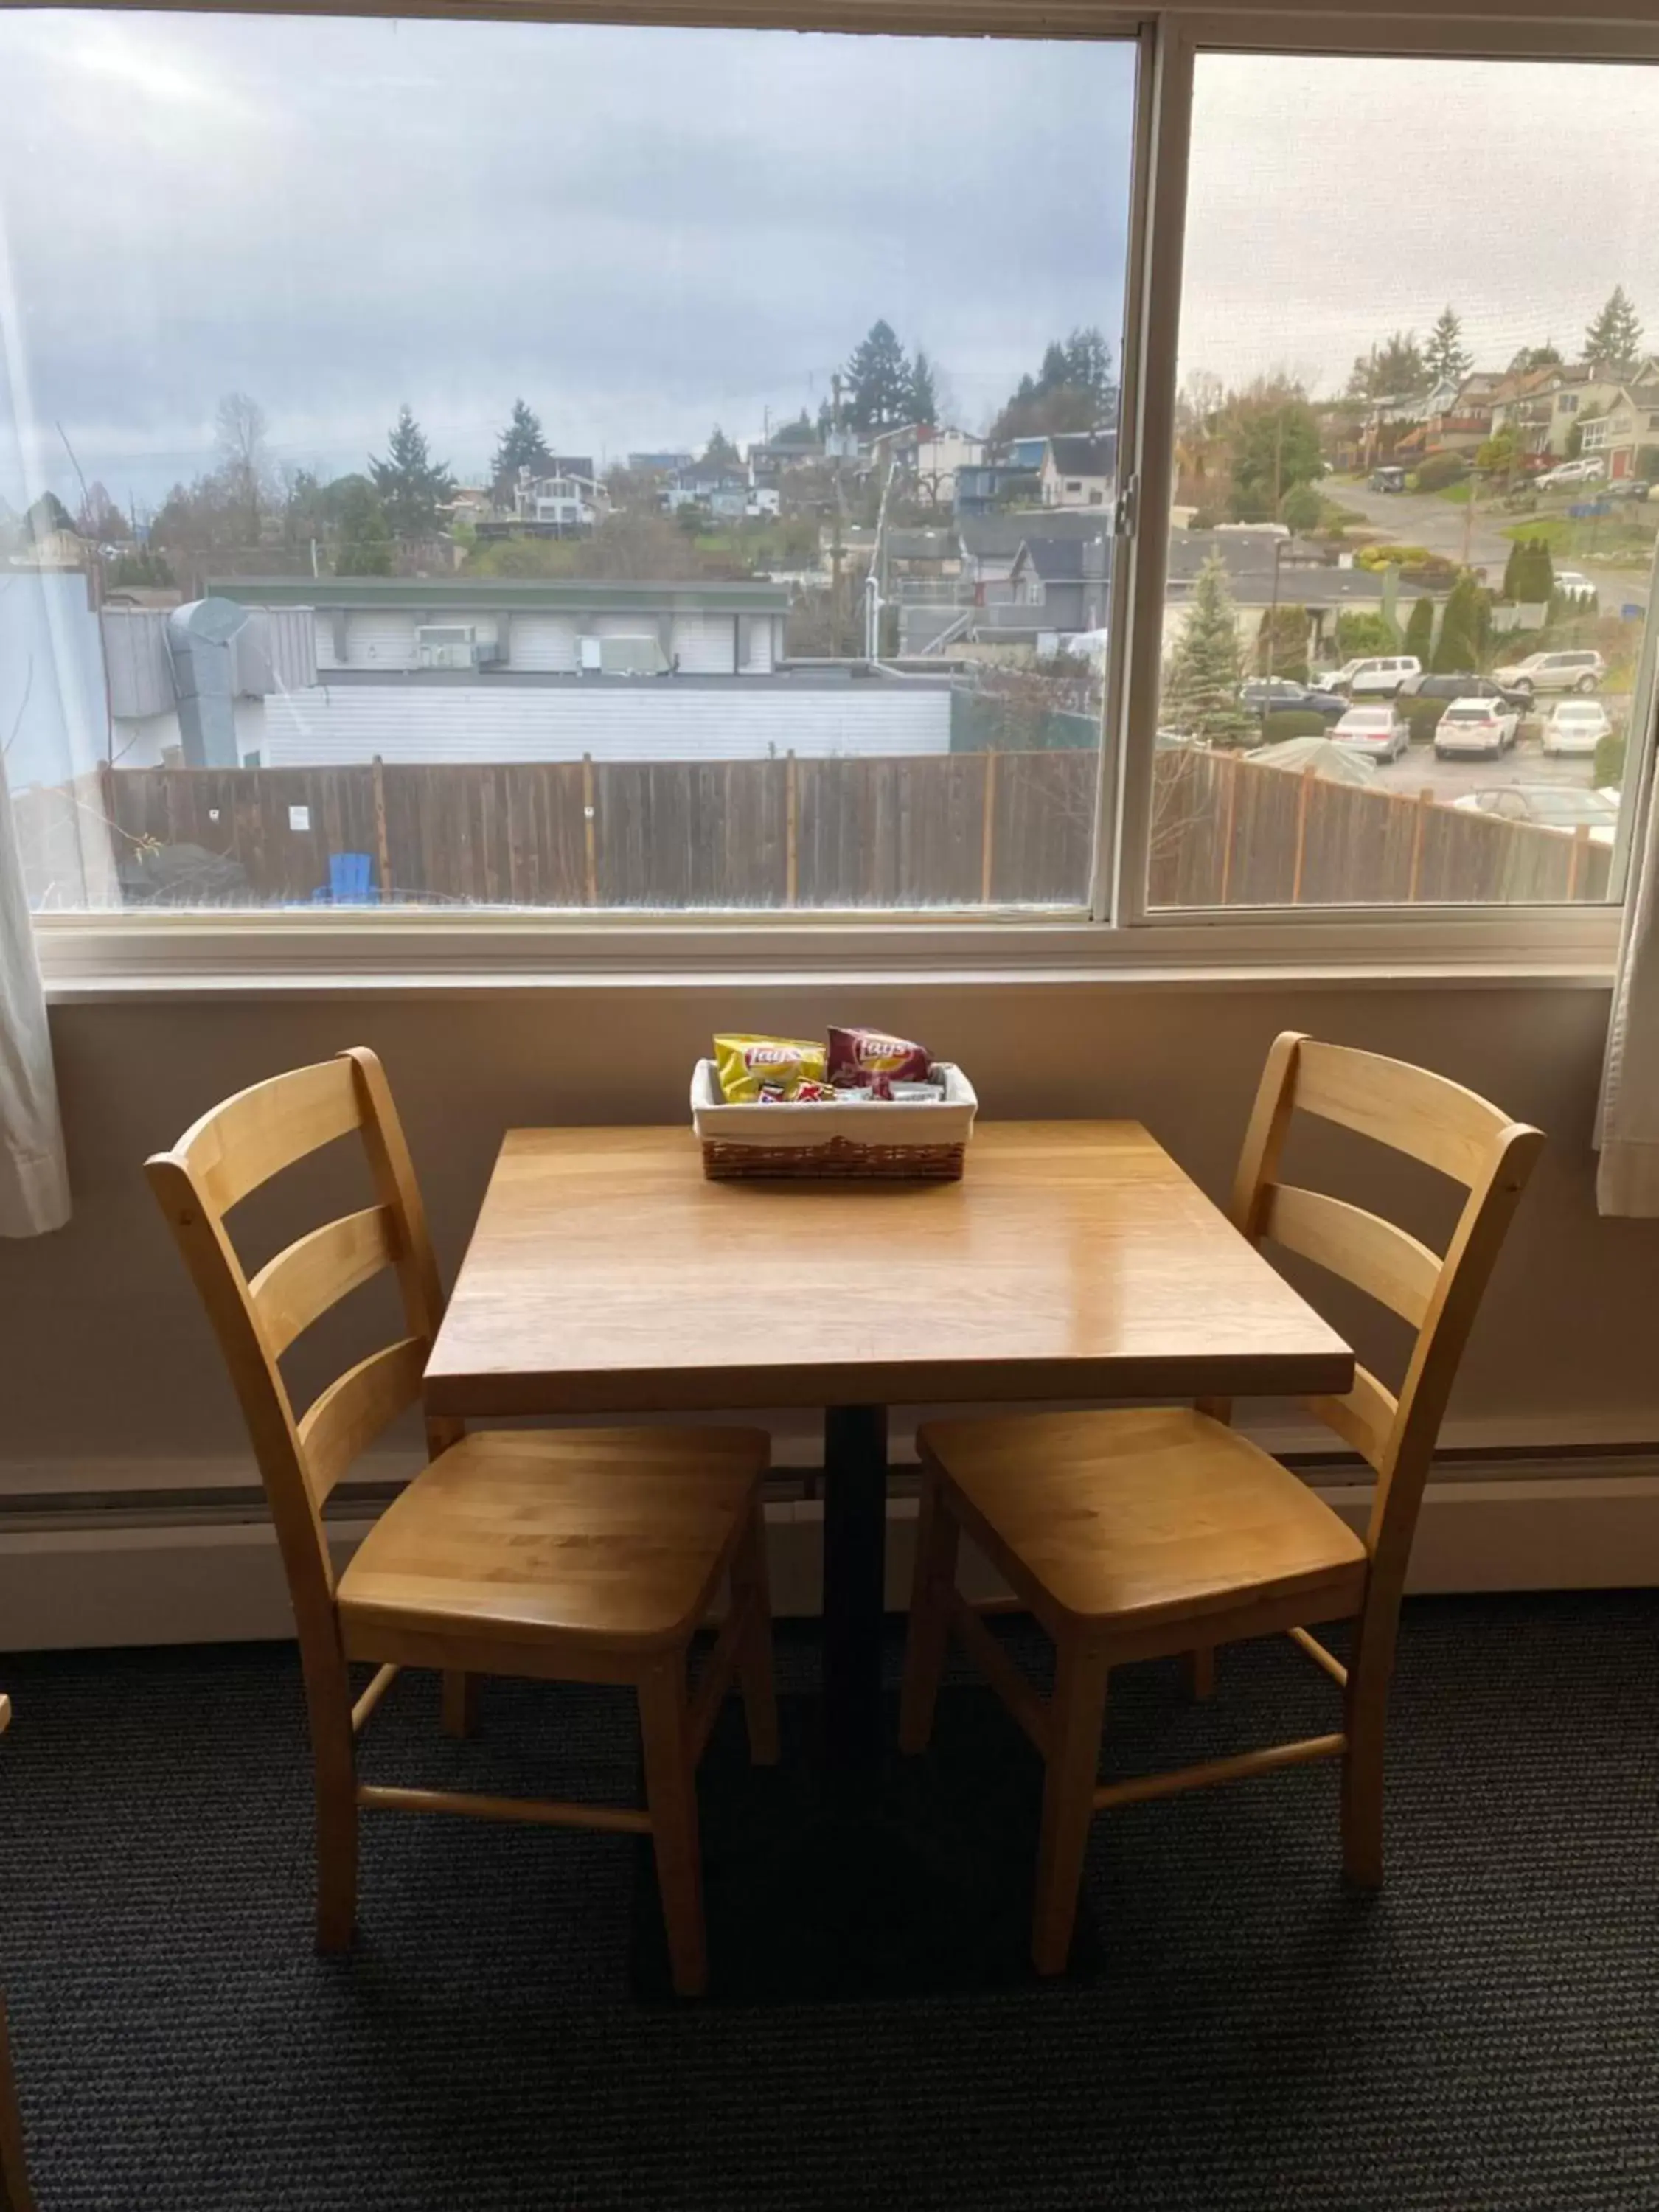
[0,10,1136,512]
[5,18,1659,522]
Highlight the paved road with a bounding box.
[1332,475,1652,609]
[1368,735,1603,804]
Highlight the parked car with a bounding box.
[1433,698,1519,757]
[1554,570,1597,602]
[1490,648,1606,695]
[1608,477,1657,501]
[1369,466,1408,493]
[1400,670,1534,713]
[1314,655,1421,698]
[1239,678,1347,723]
[1535,458,1607,490]
[1332,704,1408,761]
[1453,785,1618,846]
[1541,698,1613,757]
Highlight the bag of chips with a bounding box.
[827,1026,931,1085]
[714,1034,829,1103]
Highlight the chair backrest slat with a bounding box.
[296,1336,427,1508]
[1304,1364,1398,1472]
[177,1058,363,1217]
[1293,1039,1512,1186]
[1229,1032,1542,1643]
[250,1204,400,1360]
[1262,1182,1439,1329]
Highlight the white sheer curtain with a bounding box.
[1599,757,1659,1216]
[0,740,70,1237]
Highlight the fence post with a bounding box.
[1407,786,1433,902]
[1567,822,1589,901]
[582,752,598,906]
[1290,765,1315,905]
[1217,751,1239,905]
[370,755,393,902]
[980,748,998,905]
[785,751,799,905]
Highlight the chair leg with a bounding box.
[898,1468,961,1755]
[1183,1645,1216,1700]
[441,1669,478,1740]
[638,1654,707,1998]
[302,1644,358,1954]
[730,1500,779,1767]
[1032,1636,1111,1977]
[0,1994,36,2212]
[1340,1634,1394,1890]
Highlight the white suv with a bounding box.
[1491,648,1606,695]
[1315,655,1421,699]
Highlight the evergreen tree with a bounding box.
[369,406,454,538]
[701,425,740,470]
[1403,594,1435,662]
[1507,537,1555,605]
[1346,331,1427,403]
[845,321,912,431]
[1583,285,1644,371]
[24,490,75,539]
[907,349,939,426]
[1164,552,1252,746]
[1509,343,1562,374]
[334,479,394,576]
[1228,396,1323,521]
[1062,325,1116,413]
[1038,340,1071,394]
[1425,306,1472,389]
[491,399,552,495]
[1432,575,1483,672]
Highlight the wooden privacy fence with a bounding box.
[14,745,1610,911]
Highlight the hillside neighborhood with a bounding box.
[5,296,1655,910]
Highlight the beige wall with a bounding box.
[4,978,1653,1467]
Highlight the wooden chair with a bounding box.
[0,1698,36,2212]
[147,1048,776,1997]
[899,1033,1543,1975]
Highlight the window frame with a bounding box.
[20,0,1659,993]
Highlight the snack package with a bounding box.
[714,1034,828,1103]
[827,1026,931,1086]
[889,1079,946,1103]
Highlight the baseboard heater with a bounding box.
[1,1449,1657,1651]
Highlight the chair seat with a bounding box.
[338,1426,768,1654]
[920,1407,1367,1637]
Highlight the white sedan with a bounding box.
[1332,704,1408,762]
[1542,698,1613,757]
[1453,785,1618,847]
[1433,698,1518,757]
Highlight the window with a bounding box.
[1,10,1136,918]
[1152,49,1659,913]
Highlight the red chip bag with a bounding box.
[827,1026,930,1085]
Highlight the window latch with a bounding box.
[1114,472,1139,539]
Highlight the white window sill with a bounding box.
[34,907,1621,999]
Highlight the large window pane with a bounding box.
[1,10,1135,915]
[1152,52,1658,911]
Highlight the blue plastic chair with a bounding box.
[312,852,377,905]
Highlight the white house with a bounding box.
[1040,435,1116,510]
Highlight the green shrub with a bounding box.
[1637,447,1659,482]
[1405,698,1447,747]
[1335,611,1397,657]
[1596,727,1628,788]
[1356,543,1433,571]
[1416,451,1470,494]
[1403,596,1435,662]
[1259,709,1329,744]
[1503,537,1556,602]
[1433,576,1484,672]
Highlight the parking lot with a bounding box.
[1367,732,1613,801]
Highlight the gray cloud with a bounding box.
[0,12,1135,506]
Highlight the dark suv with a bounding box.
[1399,671,1534,714]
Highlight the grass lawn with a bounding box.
[1499,511,1658,559]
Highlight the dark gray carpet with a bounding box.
[3,1593,1658,2210]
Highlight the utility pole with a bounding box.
[830,372,845,657]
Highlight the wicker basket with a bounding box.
[691,1059,978,1181]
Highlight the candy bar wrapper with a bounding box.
[827,1026,930,1085]
[714,1034,829,1103]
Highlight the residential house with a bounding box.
[1000,532,1111,635]
[1040,434,1116,510]
[866,422,986,507]
[511,467,611,533]
[663,462,751,520]
[956,509,1113,601]
[627,451,695,475]
[1161,529,1413,664]
[954,463,1041,516]
[1577,383,1659,479]
[1402,370,1503,461]
[1489,362,1659,461]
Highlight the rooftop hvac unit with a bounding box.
[417,623,502,671]
[598,633,666,677]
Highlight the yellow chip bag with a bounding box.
[714,1034,827,1103]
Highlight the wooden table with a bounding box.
[425,1121,1354,1779]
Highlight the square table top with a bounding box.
[425,1121,1354,1419]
